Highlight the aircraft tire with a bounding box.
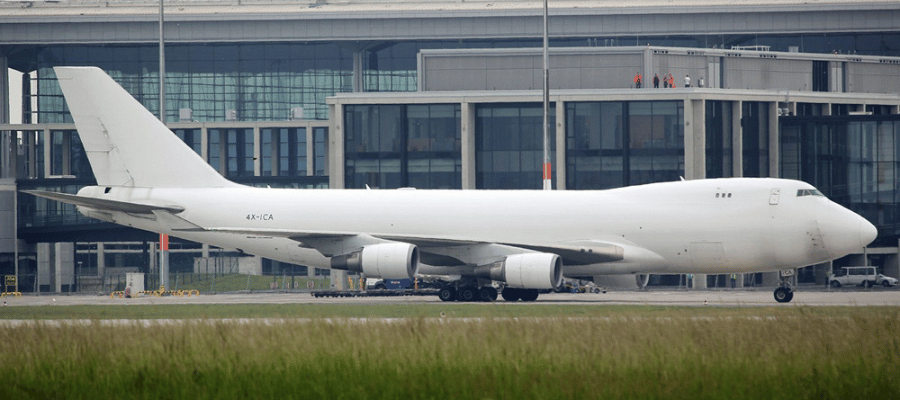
[501,288,521,302]
[459,287,478,302]
[520,289,540,302]
[773,287,793,303]
[438,287,457,302]
[479,287,498,302]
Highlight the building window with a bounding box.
[741,102,770,177]
[262,127,307,177]
[476,104,555,190]
[174,129,202,157]
[706,101,733,179]
[314,127,328,176]
[345,104,461,189]
[566,101,683,190]
[225,128,255,178]
[781,116,900,239]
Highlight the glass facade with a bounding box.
[566,101,683,190]
[741,102,770,178]
[344,104,461,189]
[260,127,307,177]
[706,101,733,179]
[781,116,900,241]
[25,32,900,127]
[34,43,354,123]
[476,104,555,190]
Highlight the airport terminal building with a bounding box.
[1,0,899,292]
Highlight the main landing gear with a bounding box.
[438,285,499,302]
[437,284,539,302]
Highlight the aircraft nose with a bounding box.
[858,217,877,248]
[817,202,877,257]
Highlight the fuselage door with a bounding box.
[769,188,781,205]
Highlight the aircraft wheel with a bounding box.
[438,287,457,302]
[501,288,521,302]
[479,287,498,302]
[520,289,540,302]
[458,287,478,302]
[830,281,841,288]
[774,287,793,303]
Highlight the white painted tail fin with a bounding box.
[54,66,236,188]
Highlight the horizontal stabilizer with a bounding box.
[23,190,184,214]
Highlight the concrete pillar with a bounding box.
[97,242,106,277]
[460,102,477,189]
[42,129,51,178]
[0,57,8,126]
[693,274,707,289]
[37,243,52,293]
[148,242,157,275]
[768,102,780,178]
[683,99,706,180]
[642,47,652,90]
[306,125,315,176]
[329,103,345,189]
[732,101,743,177]
[54,242,74,292]
[200,126,209,161]
[884,240,899,279]
[554,99,566,189]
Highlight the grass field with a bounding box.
[1,305,897,399]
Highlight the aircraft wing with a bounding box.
[206,227,625,267]
[23,190,185,214]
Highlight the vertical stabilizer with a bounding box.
[54,66,236,188]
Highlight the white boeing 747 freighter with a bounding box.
[26,67,878,303]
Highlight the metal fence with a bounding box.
[2,273,333,294]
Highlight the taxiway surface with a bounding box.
[2,288,897,307]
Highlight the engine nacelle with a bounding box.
[474,252,563,289]
[330,243,419,279]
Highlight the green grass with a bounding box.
[0,307,898,399]
[3,303,898,320]
[3,303,900,320]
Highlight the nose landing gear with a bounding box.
[773,269,795,303]
[773,285,794,303]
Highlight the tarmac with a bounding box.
[1,287,897,307]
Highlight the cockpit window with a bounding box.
[796,189,824,197]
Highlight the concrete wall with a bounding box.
[420,47,900,95]
[847,62,900,94]
[723,57,811,91]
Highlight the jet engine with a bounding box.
[330,243,419,279]
[474,253,563,289]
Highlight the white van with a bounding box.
[828,267,897,288]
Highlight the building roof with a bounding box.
[2,0,897,18]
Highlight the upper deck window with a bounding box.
[797,189,824,197]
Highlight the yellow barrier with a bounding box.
[110,291,125,298]
[1,292,22,298]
